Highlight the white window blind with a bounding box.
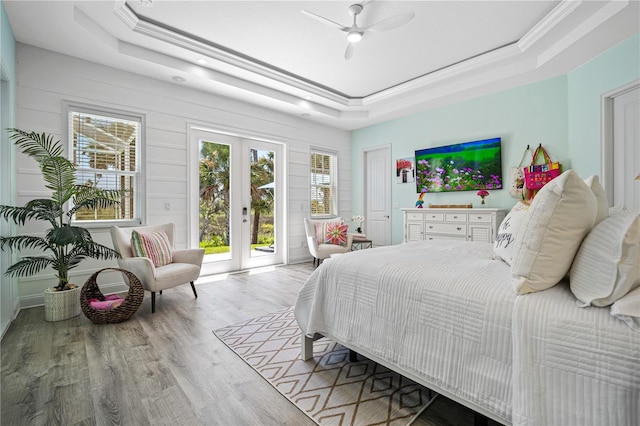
[69,107,142,223]
[310,151,337,217]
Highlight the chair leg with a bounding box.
[190,281,198,298]
[151,291,156,313]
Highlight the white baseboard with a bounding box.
[19,282,130,310]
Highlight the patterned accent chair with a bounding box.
[110,223,204,313]
[304,217,354,266]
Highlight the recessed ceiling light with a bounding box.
[172,76,186,83]
[305,95,313,100]
[196,58,207,65]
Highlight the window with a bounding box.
[67,104,144,225]
[310,151,337,217]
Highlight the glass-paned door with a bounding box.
[193,129,283,275]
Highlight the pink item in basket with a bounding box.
[89,294,125,311]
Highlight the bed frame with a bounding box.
[302,333,503,425]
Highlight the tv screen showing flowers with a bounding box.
[415,137,503,193]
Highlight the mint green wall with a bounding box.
[1,1,15,82]
[1,0,16,126]
[568,33,640,178]
[1,0,17,337]
[352,32,640,245]
[352,76,569,244]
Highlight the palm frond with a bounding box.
[68,185,122,218]
[0,203,49,226]
[24,199,60,225]
[40,156,76,206]
[8,128,63,160]
[46,225,90,247]
[0,235,53,252]
[68,240,120,261]
[4,256,54,278]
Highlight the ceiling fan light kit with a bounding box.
[302,3,415,60]
[347,31,363,43]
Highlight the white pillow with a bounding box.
[583,175,609,225]
[570,213,640,307]
[493,201,530,266]
[511,170,597,294]
[610,286,640,331]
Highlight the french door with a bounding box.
[191,129,284,275]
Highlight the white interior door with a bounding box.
[192,129,283,275]
[611,86,640,210]
[364,145,391,246]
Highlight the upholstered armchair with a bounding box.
[304,217,354,266]
[110,223,205,313]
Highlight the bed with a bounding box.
[295,171,640,425]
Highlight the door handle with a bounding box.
[383,215,390,218]
[242,207,248,223]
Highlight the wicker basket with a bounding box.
[80,268,144,324]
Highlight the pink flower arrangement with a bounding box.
[477,189,489,205]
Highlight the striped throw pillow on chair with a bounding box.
[130,230,173,267]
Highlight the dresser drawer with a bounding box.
[468,213,493,223]
[445,213,467,222]
[406,212,424,221]
[424,212,444,222]
[425,234,467,242]
[425,223,467,235]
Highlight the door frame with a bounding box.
[600,79,639,205]
[188,124,287,275]
[362,144,392,246]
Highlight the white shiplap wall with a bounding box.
[13,43,351,308]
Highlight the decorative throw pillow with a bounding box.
[493,201,530,266]
[324,223,348,246]
[583,175,609,225]
[511,170,597,295]
[570,213,640,307]
[131,229,173,267]
[610,286,640,331]
[315,218,342,244]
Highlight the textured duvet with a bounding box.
[295,239,640,425]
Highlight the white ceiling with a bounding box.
[4,1,639,130]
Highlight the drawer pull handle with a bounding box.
[477,216,482,219]
[456,227,462,231]
[431,215,436,218]
[453,215,458,219]
[429,226,434,229]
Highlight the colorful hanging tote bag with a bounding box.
[524,144,561,199]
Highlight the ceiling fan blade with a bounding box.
[301,9,349,32]
[365,11,415,32]
[345,43,355,60]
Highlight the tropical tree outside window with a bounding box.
[68,105,143,224]
[310,151,337,217]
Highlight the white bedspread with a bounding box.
[512,283,640,426]
[295,240,640,425]
[295,240,515,423]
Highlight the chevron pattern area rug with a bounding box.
[214,307,436,426]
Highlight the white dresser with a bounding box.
[402,208,506,243]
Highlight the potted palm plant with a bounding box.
[0,129,123,321]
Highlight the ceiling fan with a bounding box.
[301,3,415,60]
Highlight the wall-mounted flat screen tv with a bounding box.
[415,137,503,193]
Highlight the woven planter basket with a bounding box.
[80,268,144,324]
[44,286,81,322]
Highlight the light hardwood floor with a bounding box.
[1,262,498,426]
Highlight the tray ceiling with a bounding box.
[4,1,639,130]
